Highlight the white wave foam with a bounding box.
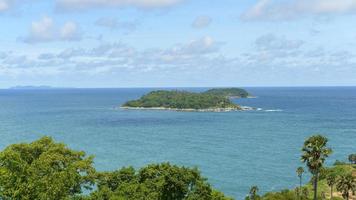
[264,109,283,112]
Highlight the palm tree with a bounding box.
[249,185,259,200]
[348,154,356,164]
[336,173,356,200]
[296,167,304,199]
[301,135,332,200]
[326,173,336,199]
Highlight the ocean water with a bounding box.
[0,87,355,199]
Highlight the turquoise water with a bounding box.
[0,87,355,199]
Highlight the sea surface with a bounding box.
[0,87,355,199]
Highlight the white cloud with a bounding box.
[56,0,183,11]
[0,51,8,59]
[0,0,10,12]
[255,34,304,51]
[168,36,221,56]
[2,36,224,74]
[95,17,139,32]
[242,0,271,20]
[60,21,81,40]
[27,16,54,42]
[23,16,82,43]
[0,0,19,12]
[95,17,118,29]
[242,0,356,20]
[0,0,33,13]
[2,35,356,86]
[245,34,304,63]
[192,16,212,29]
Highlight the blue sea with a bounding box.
[0,87,355,199]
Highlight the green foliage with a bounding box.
[326,173,336,186]
[301,188,310,200]
[324,165,354,179]
[336,173,356,200]
[300,163,355,200]
[203,88,250,98]
[0,138,232,200]
[212,190,234,200]
[297,167,305,199]
[326,173,337,198]
[262,189,298,200]
[301,135,332,200]
[0,137,95,200]
[247,136,354,200]
[123,90,241,110]
[245,186,261,200]
[89,163,233,200]
[334,160,348,166]
[297,167,305,178]
[0,135,352,200]
[301,135,332,175]
[348,154,356,164]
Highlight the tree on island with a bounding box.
[348,154,356,164]
[301,135,332,200]
[296,167,304,200]
[336,173,356,200]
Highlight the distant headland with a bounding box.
[121,88,254,112]
[9,85,54,90]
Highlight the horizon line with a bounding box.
[2,85,356,89]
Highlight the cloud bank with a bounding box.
[0,0,28,12]
[192,16,212,29]
[0,0,10,12]
[23,16,82,43]
[56,0,183,11]
[242,0,356,20]
[95,17,139,32]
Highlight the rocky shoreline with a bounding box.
[120,106,255,112]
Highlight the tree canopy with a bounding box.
[203,88,250,98]
[122,90,241,110]
[0,137,232,200]
[0,137,95,200]
[301,135,332,200]
[336,173,356,200]
[90,163,233,200]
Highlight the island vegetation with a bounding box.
[122,88,251,111]
[0,135,354,200]
[203,88,250,98]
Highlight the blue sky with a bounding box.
[1,0,356,88]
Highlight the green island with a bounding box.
[121,88,252,112]
[203,88,251,98]
[0,135,354,200]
